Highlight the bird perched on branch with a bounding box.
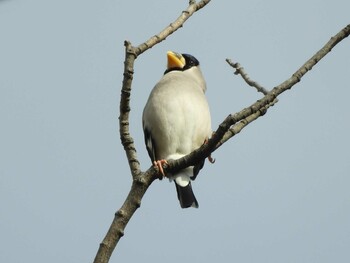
[142,51,212,208]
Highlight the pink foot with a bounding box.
[204,137,216,164]
[153,159,168,177]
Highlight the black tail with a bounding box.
[175,182,199,208]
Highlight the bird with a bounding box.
[142,51,212,208]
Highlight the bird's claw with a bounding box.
[153,159,168,178]
[208,155,215,164]
[204,137,216,164]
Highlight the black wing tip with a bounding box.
[143,127,156,162]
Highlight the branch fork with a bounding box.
[94,0,350,260]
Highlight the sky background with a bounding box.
[1,1,350,262]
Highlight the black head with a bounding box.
[164,52,200,74]
[182,54,200,70]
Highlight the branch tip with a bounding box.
[226,58,269,95]
[123,40,131,47]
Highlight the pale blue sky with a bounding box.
[1,1,350,262]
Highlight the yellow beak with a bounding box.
[167,51,186,70]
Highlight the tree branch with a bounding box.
[93,170,156,263]
[96,19,350,263]
[165,23,350,173]
[93,1,211,263]
[226,59,270,95]
[136,0,211,56]
[95,0,349,260]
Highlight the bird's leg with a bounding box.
[153,159,168,178]
[204,137,215,164]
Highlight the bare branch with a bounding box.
[226,58,269,95]
[103,21,350,263]
[136,0,211,55]
[93,2,211,263]
[165,23,350,174]
[93,171,156,263]
[216,100,275,148]
[119,41,139,178]
[223,58,279,146]
[97,0,349,259]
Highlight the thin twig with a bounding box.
[223,58,279,145]
[226,59,269,95]
[136,0,211,55]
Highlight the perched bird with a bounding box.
[142,51,212,208]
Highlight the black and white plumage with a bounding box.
[142,51,212,208]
